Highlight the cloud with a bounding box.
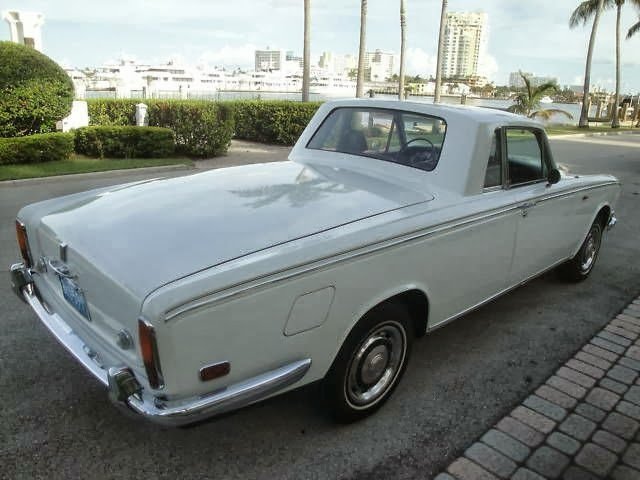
[198,44,258,68]
[478,54,498,80]
[406,48,436,76]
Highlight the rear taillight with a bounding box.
[138,319,164,389]
[15,220,32,268]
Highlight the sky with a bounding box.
[2,0,640,92]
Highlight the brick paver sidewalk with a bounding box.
[436,295,640,480]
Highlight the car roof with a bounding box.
[322,98,543,129]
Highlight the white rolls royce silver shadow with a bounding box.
[10,99,620,426]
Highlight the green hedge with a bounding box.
[231,100,322,144]
[86,99,137,126]
[86,99,234,157]
[0,132,74,165]
[74,126,175,158]
[86,99,323,151]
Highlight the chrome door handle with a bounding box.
[519,201,536,217]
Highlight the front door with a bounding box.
[506,128,580,283]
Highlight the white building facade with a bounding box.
[365,49,396,82]
[442,12,488,79]
[3,10,44,51]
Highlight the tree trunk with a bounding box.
[579,0,605,128]
[434,0,447,103]
[399,0,406,101]
[612,2,622,128]
[302,0,311,102]
[356,0,367,98]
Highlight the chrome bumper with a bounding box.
[607,211,617,231]
[10,263,311,427]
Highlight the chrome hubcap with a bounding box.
[345,321,406,409]
[581,228,600,272]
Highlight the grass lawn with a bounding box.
[545,124,640,136]
[0,156,193,181]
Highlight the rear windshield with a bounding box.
[307,107,446,172]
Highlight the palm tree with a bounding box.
[570,0,605,128]
[398,0,407,100]
[356,0,367,98]
[507,72,573,120]
[434,0,448,103]
[302,0,311,102]
[571,1,640,128]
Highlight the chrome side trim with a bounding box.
[166,181,619,320]
[125,359,311,427]
[427,255,572,333]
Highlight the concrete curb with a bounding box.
[436,294,640,480]
[550,131,640,140]
[0,163,194,187]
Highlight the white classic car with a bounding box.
[11,100,620,426]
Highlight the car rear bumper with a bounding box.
[10,263,311,427]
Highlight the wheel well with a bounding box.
[370,289,429,338]
[596,205,611,229]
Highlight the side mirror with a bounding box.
[547,168,561,185]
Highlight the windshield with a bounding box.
[307,107,446,171]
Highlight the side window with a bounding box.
[483,133,501,188]
[505,129,546,186]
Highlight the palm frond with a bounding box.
[628,18,640,38]
[529,109,574,120]
[570,0,601,27]
[531,82,559,103]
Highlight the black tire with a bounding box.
[557,220,603,282]
[324,303,413,423]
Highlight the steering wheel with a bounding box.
[399,137,435,165]
[403,137,435,150]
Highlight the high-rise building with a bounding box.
[286,51,303,69]
[319,52,357,75]
[442,12,487,79]
[509,71,533,88]
[3,10,44,52]
[365,49,396,82]
[509,72,558,88]
[255,48,285,71]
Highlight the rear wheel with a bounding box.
[324,303,413,423]
[557,220,603,282]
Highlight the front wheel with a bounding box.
[557,220,603,282]
[324,303,413,423]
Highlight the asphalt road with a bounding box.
[1,134,639,480]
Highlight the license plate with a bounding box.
[60,276,91,321]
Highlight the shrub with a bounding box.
[74,126,175,158]
[86,99,137,126]
[147,100,234,157]
[231,100,322,144]
[0,41,74,137]
[86,99,234,157]
[0,133,74,165]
